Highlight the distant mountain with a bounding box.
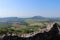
[31,16,60,21]
[0,16,59,22]
[31,16,46,19]
[0,17,26,22]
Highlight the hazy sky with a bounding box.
[0,0,60,18]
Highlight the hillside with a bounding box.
[0,16,59,28]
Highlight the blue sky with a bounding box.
[0,0,60,18]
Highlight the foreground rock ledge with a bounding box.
[1,23,60,40]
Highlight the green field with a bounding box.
[0,18,59,35]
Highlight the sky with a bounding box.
[0,0,60,18]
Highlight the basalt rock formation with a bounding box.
[2,23,60,40]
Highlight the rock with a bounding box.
[2,23,60,40]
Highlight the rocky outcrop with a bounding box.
[1,23,60,40]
